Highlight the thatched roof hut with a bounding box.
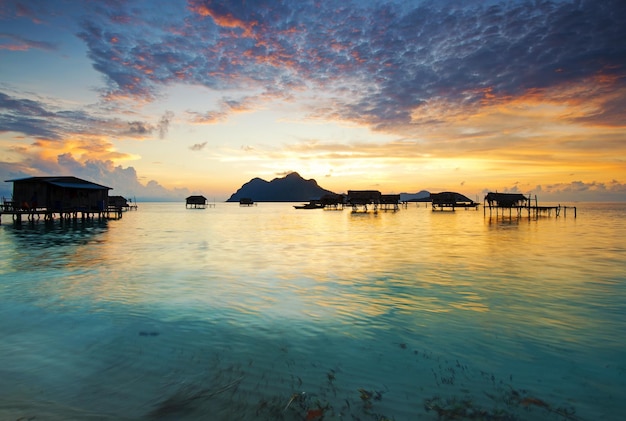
[430,191,478,210]
[431,192,474,205]
[484,192,528,208]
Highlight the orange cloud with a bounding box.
[26,136,139,166]
[188,4,256,38]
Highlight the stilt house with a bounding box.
[484,192,528,208]
[430,192,479,210]
[108,195,130,210]
[6,176,111,211]
[186,195,208,209]
[347,190,382,206]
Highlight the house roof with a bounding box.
[484,192,529,207]
[6,176,111,190]
[430,191,474,203]
[484,192,527,201]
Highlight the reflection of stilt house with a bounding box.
[430,192,479,211]
[186,195,208,209]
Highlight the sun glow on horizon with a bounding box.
[0,0,625,201]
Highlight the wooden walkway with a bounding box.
[483,193,576,218]
[431,202,480,211]
[0,206,124,224]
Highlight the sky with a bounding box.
[1,0,625,202]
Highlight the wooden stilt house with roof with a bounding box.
[319,193,345,209]
[1,176,119,224]
[483,192,574,218]
[108,195,130,210]
[484,192,528,208]
[347,190,381,211]
[7,176,111,212]
[380,194,401,211]
[430,192,479,211]
[186,195,208,209]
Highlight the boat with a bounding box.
[294,201,324,209]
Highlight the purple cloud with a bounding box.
[0,91,170,140]
[69,0,626,129]
[0,33,57,51]
[189,141,208,151]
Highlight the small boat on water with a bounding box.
[294,201,324,209]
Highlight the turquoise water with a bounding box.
[1,202,624,420]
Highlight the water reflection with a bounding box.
[1,203,624,420]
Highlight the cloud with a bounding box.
[0,33,57,51]
[69,0,626,133]
[56,154,191,200]
[481,180,626,202]
[0,153,190,201]
[0,91,169,141]
[127,121,151,135]
[189,141,207,151]
[187,94,269,124]
[2,0,625,201]
[157,111,174,139]
[0,91,186,200]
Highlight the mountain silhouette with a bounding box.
[400,191,431,202]
[226,172,336,202]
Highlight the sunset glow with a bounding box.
[1,0,625,201]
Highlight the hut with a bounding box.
[319,193,345,209]
[347,190,382,211]
[483,192,570,218]
[430,192,479,211]
[5,176,111,212]
[186,195,208,209]
[380,194,401,211]
[109,195,130,210]
[484,192,528,208]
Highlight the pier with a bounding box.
[483,192,576,218]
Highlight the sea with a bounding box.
[0,202,624,421]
